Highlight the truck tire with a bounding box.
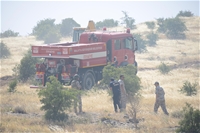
[83,71,95,90]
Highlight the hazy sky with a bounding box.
[1,1,199,36]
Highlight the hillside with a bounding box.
[0,17,199,132]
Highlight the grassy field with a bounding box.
[0,17,199,132]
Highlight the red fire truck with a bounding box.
[32,21,138,89]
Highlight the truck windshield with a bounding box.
[124,38,132,50]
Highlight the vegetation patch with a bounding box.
[179,81,198,96]
[158,62,171,74]
[0,42,10,59]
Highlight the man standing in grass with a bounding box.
[110,78,121,113]
[154,81,169,115]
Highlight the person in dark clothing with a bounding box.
[109,78,121,113]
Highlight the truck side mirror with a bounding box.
[132,39,138,51]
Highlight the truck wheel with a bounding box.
[83,71,95,90]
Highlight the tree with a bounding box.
[60,18,80,36]
[134,34,147,53]
[176,103,200,133]
[157,17,187,39]
[0,30,19,38]
[176,10,194,17]
[44,29,61,44]
[102,64,141,126]
[165,18,187,39]
[0,42,10,59]
[32,18,60,42]
[156,18,167,33]
[102,64,140,95]
[38,76,76,121]
[95,19,118,29]
[121,11,136,29]
[145,22,155,30]
[146,32,158,46]
[15,48,39,81]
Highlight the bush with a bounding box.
[157,17,187,39]
[134,34,147,53]
[12,106,26,114]
[158,62,170,74]
[0,30,19,38]
[32,18,60,42]
[146,32,158,46]
[0,42,10,59]
[176,10,194,17]
[95,19,118,29]
[60,18,80,36]
[145,22,155,30]
[179,81,198,96]
[176,103,200,133]
[102,64,140,96]
[44,29,61,44]
[16,48,39,82]
[156,18,167,33]
[8,79,17,92]
[38,76,76,121]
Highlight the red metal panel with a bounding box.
[80,57,107,68]
[32,42,106,58]
[68,43,106,55]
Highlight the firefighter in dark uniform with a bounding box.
[110,78,121,113]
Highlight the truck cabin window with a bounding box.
[124,37,133,50]
[114,40,121,50]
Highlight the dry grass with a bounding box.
[0,17,199,132]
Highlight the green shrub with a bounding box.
[158,62,170,74]
[60,18,80,36]
[146,32,158,46]
[44,30,61,44]
[176,10,194,17]
[145,22,155,30]
[38,76,76,122]
[32,18,60,41]
[156,18,167,33]
[134,34,147,53]
[102,64,140,96]
[0,42,10,59]
[8,79,17,92]
[17,49,39,82]
[157,17,187,39]
[95,19,118,29]
[0,30,19,38]
[176,103,200,133]
[179,81,198,96]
